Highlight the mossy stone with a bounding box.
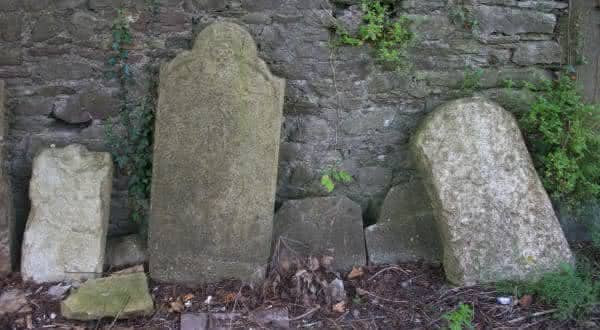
[61,272,154,320]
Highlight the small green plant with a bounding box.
[335,0,414,70]
[519,74,600,210]
[448,1,478,31]
[460,67,483,95]
[442,303,474,330]
[503,78,515,90]
[320,167,353,193]
[497,263,600,320]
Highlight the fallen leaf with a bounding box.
[309,257,320,271]
[519,294,533,308]
[333,301,346,313]
[168,299,185,313]
[223,292,237,304]
[347,266,364,280]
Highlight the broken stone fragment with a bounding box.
[365,180,442,265]
[21,144,113,283]
[61,272,154,320]
[273,196,367,271]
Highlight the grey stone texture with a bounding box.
[0,80,13,275]
[365,180,442,265]
[105,234,147,269]
[149,22,284,284]
[412,98,573,285]
[0,1,572,242]
[571,0,600,103]
[273,196,367,271]
[21,144,113,283]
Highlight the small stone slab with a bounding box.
[106,234,147,269]
[412,98,573,285]
[273,196,366,271]
[181,313,208,330]
[61,272,154,320]
[181,312,244,330]
[21,144,113,283]
[0,289,30,316]
[149,22,285,284]
[365,180,442,264]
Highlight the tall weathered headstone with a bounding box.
[412,98,573,285]
[365,180,442,264]
[149,22,285,284]
[21,144,113,283]
[0,80,14,275]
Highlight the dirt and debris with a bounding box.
[0,243,598,329]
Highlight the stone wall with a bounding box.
[0,0,569,237]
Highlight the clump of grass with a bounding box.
[442,303,474,330]
[497,261,600,320]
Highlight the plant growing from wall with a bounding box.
[447,0,478,31]
[460,67,483,96]
[442,303,474,330]
[320,166,353,193]
[519,74,600,210]
[105,7,158,233]
[335,0,414,70]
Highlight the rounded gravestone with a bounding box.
[412,97,573,285]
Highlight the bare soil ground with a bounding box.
[1,243,598,329]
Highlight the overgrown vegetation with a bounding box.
[320,167,353,193]
[497,261,600,320]
[519,74,600,210]
[442,303,474,330]
[105,8,158,234]
[335,0,414,70]
[447,0,478,31]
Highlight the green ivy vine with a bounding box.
[105,7,158,233]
